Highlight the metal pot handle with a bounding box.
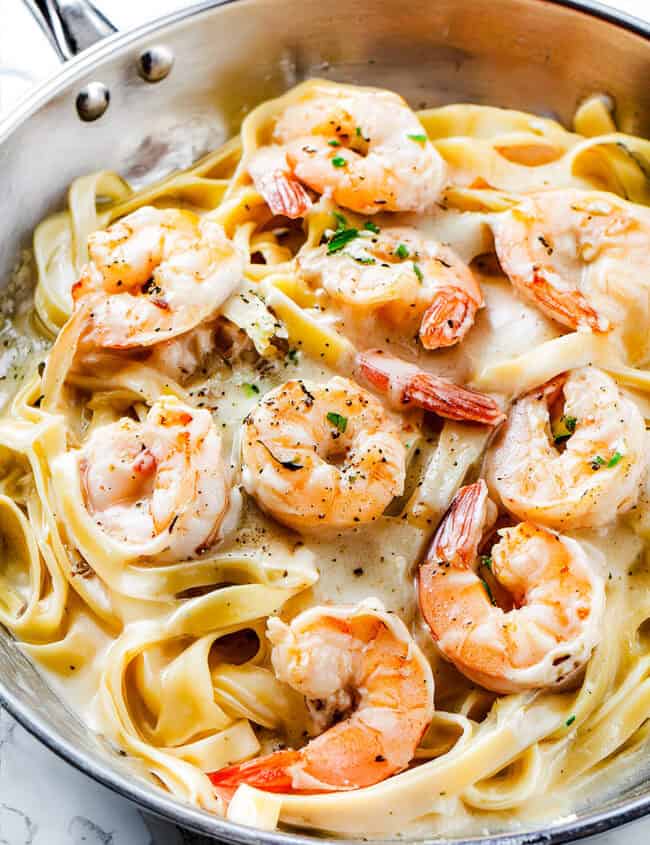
[24,0,117,61]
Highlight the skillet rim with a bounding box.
[2,0,650,841]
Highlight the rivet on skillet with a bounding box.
[138,46,175,83]
[76,82,110,122]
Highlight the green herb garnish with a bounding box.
[608,451,624,468]
[395,243,410,259]
[413,262,424,282]
[407,133,427,143]
[480,577,497,606]
[354,256,376,265]
[591,455,606,470]
[480,555,493,571]
[328,139,341,146]
[332,210,348,230]
[552,414,578,443]
[566,715,576,727]
[242,383,260,397]
[356,126,363,137]
[331,155,347,168]
[327,412,348,433]
[327,227,359,254]
[363,221,380,234]
[287,348,299,363]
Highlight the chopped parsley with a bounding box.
[591,455,606,470]
[327,227,359,254]
[363,221,380,234]
[480,577,497,606]
[413,262,424,282]
[331,155,347,168]
[407,133,427,143]
[552,414,578,443]
[395,243,410,259]
[287,348,299,363]
[480,555,493,571]
[608,451,624,468]
[565,715,576,727]
[354,256,376,265]
[242,382,260,397]
[356,126,363,137]
[328,139,341,146]
[332,210,348,230]
[327,411,348,433]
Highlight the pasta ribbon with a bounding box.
[6,80,650,838]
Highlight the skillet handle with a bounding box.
[24,0,117,62]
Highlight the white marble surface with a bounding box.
[3,0,650,842]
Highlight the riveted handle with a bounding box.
[24,0,117,62]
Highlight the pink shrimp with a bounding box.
[418,481,605,693]
[493,189,650,364]
[246,80,445,218]
[298,224,483,350]
[356,349,505,425]
[209,601,433,798]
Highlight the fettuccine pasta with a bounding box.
[2,78,650,839]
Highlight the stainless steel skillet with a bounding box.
[1,0,650,841]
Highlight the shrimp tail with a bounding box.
[357,350,505,425]
[256,170,312,219]
[209,749,302,799]
[406,373,504,424]
[529,271,609,332]
[419,288,479,349]
[426,480,491,567]
[419,481,496,646]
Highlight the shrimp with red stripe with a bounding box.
[246,80,446,218]
[418,480,605,693]
[357,349,505,426]
[298,223,483,350]
[493,189,650,364]
[209,601,433,798]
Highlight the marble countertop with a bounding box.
[2,0,650,842]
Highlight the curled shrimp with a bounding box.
[209,600,434,796]
[298,225,483,349]
[72,206,243,349]
[248,80,446,218]
[80,396,231,560]
[357,349,505,425]
[484,367,645,530]
[493,189,650,360]
[419,480,605,694]
[240,376,407,532]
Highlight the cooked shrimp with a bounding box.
[485,367,645,529]
[493,190,650,362]
[209,600,434,796]
[298,224,483,349]
[248,80,446,217]
[357,349,505,425]
[81,396,230,560]
[241,376,406,531]
[418,480,605,694]
[72,206,243,349]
